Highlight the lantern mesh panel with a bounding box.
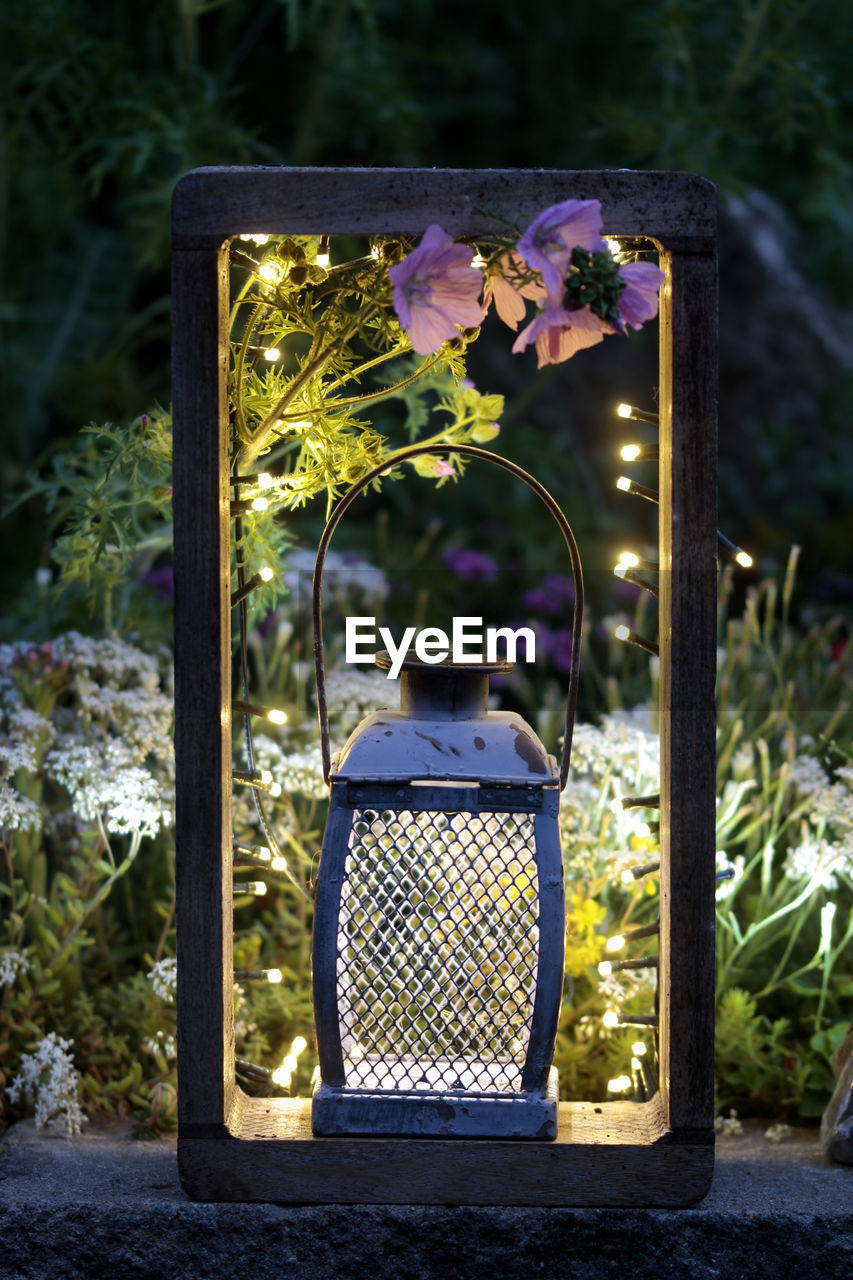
[337,808,540,1093]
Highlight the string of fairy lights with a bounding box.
[222,231,752,1107]
[604,399,751,1099]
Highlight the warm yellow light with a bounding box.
[619,551,640,567]
[271,856,288,872]
[607,1074,631,1092]
[258,770,273,784]
[603,1010,620,1029]
[316,252,331,269]
[257,472,275,488]
[614,624,631,642]
[272,1065,292,1087]
[636,821,652,839]
[617,403,633,418]
[605,239,621,255]
[631,1056,642,1072]
[598,960,613,976]
[735,550,753,568]
[614,564,627,579]
[471,252,486,269]
[606,934,625,953]
[264,347,281,361]
[616,475,631,491]
[259,261,282,285]
[632,1041,647,1056]
[259,565,274,582]
[291,1036,308,1057]
[267,708,287,725]
[269,782,282,798]
[621,869,634,886]
[620,443,641,461]
[251,496,270,512]
[266,968,283,984]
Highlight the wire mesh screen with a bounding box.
[337,807,540,1093]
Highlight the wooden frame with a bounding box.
[172,168,718,1205]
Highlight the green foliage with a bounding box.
[4,411,173,636]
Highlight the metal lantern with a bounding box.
[310,445,583,1139]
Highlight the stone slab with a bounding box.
[1,1119,852,1279]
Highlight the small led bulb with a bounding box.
[621,869,635,886]
[259,770,273,785]
[614,624,631,642]
[259,261,282,285]
[271,856,288,872]
[632,1041,647,1056]
[267,708,287,725]
[266,968,283,984]
[614,564,627,579]
[620,443,641,461]
[606,934,625,953]
[272,1065,292,1087]
[259,566,274,582]
[603,1010,620,1029]
[631,1056,642,1072]
[269,782,282,798]
[605,239,621,255]
[251,496,270,512]
[264,347,281,361]
[291,1036,308,1056]
[735,550,753,568]
[619,551,640,567]
[258,473,275,488]
[316,251,330,269]
[636,821,652,839]
[598,960,613,976]
[617,403,633,418]
[616,475,632,491]
[607,1074,631,1092]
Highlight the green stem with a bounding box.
[34,828,143,990]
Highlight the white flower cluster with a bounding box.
[251,733,327,800]
[325,666,392,727]
[785,751,853,888]
[562,712,660,872]
[284,548,389,611]
[7,1032,87,1137]
[50,740,169,838]
[0,732,43,833]
[147,957,177,1002]
[0,948,30,987]
[0,632,174,842]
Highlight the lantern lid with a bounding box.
[331,653,557,786]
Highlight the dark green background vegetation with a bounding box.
[2,0,852,615]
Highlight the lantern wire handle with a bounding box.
[312,443,584,790]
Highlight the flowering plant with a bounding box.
[227,200,664,563]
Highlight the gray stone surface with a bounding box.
[2,1120,852,1280]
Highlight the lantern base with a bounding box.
[311,1065,558,1139]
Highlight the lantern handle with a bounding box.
[313,443,583,790]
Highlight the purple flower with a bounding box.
[389,226,485,354]
[522,573,575,616]
[511,299,610,369]
[516,199,606,296]
[483,252,547,331]
[141,567,174,602]
[442,547,500,582]
[615,261,667,330]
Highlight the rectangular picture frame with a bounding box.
[171,167,718,1205]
